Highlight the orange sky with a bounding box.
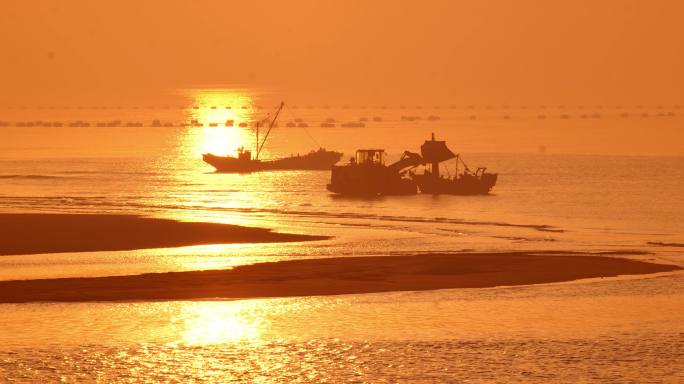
[1,0,683,105]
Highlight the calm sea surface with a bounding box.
[1,91,683,382]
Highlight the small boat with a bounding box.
[410,134,497,195]
[203,102,343,173]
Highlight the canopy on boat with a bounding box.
[421,139,456,163]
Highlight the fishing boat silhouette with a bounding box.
[202,102,343,173]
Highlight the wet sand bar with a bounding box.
[0,253,678,303]
[0,213,328,256]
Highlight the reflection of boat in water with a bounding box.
[410,134,498,195]
[203,102,343,173]
[327,134,497,196]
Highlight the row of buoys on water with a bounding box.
[196,105,255,110]
[13,105,255,110]
[0,120,259,128]
[3,104,683,111]
[3,105,260,111]
[458,112,678,120]
[401,115,441,121]
[1,110,679,128]
[339,122,365,128]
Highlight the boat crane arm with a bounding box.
[256,102,285,160]
[387,151,424,173]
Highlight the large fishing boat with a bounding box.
[326,134,497,196]
[203,102,343,172]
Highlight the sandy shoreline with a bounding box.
[0,213,328,256]
[0,252,679,303]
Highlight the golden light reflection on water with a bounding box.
[157,89,308,245]
[176,301,265,345]
[184,89,257,157]
[136,243,270,271]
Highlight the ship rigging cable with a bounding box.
[284,104,322,148]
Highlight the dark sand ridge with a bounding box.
[0,213,329,256]
[0,253,679,303]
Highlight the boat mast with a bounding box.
[431,133,439,180]
[256,101,285,160]
[455,154,459,178]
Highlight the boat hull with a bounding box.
[203,150,343,173]
[412,173,498,195]
[327,164,418,196]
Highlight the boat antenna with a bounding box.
[256,101,284,160]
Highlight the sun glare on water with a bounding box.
[184,89,258,157]
[165,89,294,229]
[175,302,265,345]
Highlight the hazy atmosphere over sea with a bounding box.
[2,1,684,108]
[1,1,683,382]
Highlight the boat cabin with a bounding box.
[237,147,252,161]
[355,149,384,165]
